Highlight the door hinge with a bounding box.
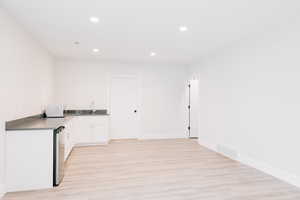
[188,105,191,109]
[188,84,191,88]
[188,126,191,130]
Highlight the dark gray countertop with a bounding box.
[6,110,109,131]
[6,116,72,131]
[64,109,109,116]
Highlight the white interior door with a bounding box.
[110,76,138,139]
[189,80,199,138]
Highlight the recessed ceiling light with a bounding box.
[150,52,156,57]
[93,48,99,53]
[89,17,99,23]
[179,26,188,32]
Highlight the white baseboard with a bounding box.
[75,142,109,147]
[238,154,300,188]
[139,133,187,140]
[0,183,5,199]
[197,139,217,152]
[198,140,300,188]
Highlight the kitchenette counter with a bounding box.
[5,115,72,131]
[5,109,110,193]
[5,110,109,131]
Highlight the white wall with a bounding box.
[190,21,300,186]
[54,61,188,139]
[0,8,54,196]
[139,65,188,139]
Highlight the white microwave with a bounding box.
[45,105,64,118]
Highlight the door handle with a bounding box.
[134,110,137,113]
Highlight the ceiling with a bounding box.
[1,0,299,65]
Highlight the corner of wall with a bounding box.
[0,183,5,199]
[0,122,5,199]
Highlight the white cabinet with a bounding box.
[64,119,74,161]
[64,116,110,148]
[5,115,110,193]
[6,130,53,192]
[74,116,109,146]
[91,123,109,143]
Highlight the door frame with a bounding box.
[107,74,141,139]
[188,79,199,139]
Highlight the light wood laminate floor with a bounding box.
[3,139,300,200]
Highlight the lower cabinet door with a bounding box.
[91,123,109,143]
[72,116,109,145]
[74,117,91,144]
